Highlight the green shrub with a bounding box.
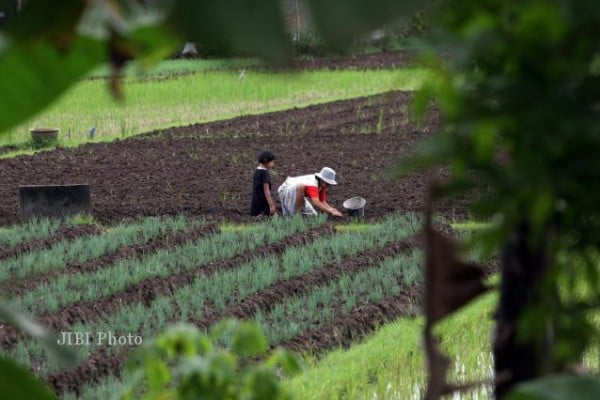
[120,320,302,400]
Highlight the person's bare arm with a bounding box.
[263,182,276,215]
[308,197,343,217]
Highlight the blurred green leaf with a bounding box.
[0,356,57,400]
[0,35,103,134]
[0,300,78,367]
[529,190,553,238]
[154,323,209,358]
[473,120,497,162]
[266,348,303,375]
[125,321,297,399]
[129,24,178,67]
[145,360,171,393]
[3,0,85,45]
[171,0,291,63]
[507,375,600,400]
[244,368,282,400]
[306,0,421,50]
[231,321,268,357]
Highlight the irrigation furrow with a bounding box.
[0,223,334,351]
[0,223,103,262]
[195,236,421,329]
[279,293,418,354]
[0,221,219,298]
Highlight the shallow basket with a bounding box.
[342,196,366,217]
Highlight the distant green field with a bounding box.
[86,58,262,79]
[0,59,428,157]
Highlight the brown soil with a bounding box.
[0,91,445,227]
[268,50,417,71]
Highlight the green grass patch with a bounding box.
[450,221,493,231]
[219,222,262,233]
[66,213,99,226]
[334,223,380,233]
[85,58,262,79]
[0,65,429,157]
[285,290,497,400]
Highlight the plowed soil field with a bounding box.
[0,90,448,226]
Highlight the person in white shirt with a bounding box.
[277,167,343,217]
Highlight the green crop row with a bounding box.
[171,214,419,323]
[0,215,200,283]
[9,215,325,316]
[60,248,422,400]
[6,214,416,379]
[3,215,326,374]
[3,214,409,373]
[0,218,64,248]
[257,249,422,345]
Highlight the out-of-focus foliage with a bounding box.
[0,299,78,399]
[507,375,600,400]
[0,356,57,400]
[0,0,420,133]
[120,320,302,400]
[400,0,600,396]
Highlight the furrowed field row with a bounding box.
[158,90,417,141]
[279,293,416,354]
[3,222,333,384]
[257,250,423,345]
[39,215,420,393]
[0,220,101,261]
[56,248,422,398]
[8,216,324,318]
[2,219,337,367]
[64,291,416,400]
[192,238,421,330]
[0,218,63,247]
[0,215,198,283]
[2,214,414,388]
[61,214,417,359]
[0,216,326,350]
[2,220,220,298]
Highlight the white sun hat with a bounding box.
[316,167,338,185]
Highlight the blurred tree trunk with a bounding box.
[494,222,553,398]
